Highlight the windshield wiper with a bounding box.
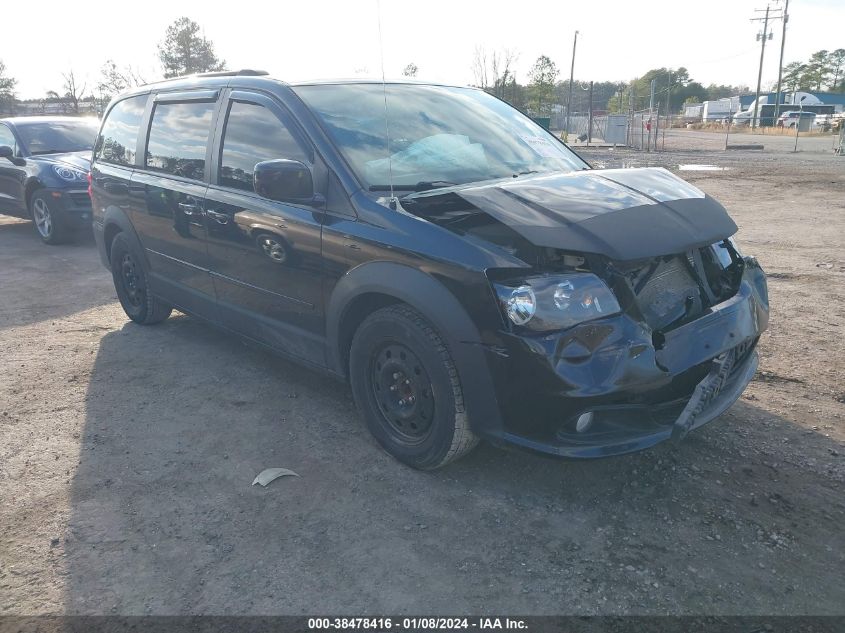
[368,180,458,193]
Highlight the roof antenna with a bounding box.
[376,0,396,206]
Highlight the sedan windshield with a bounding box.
[17,119,99,155]
[294,83,588,191]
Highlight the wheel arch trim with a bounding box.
[101,206,148,271]
[327,261,503,435]
[24,177,45,210]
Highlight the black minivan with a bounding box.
[90,70,768,469]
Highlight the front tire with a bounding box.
[30,191,70,245]
[109,233,172,325]
[349,304,479,469]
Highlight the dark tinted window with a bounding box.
[17,119,99,156]
[145,101,215,181]
[219,101,307,192]
[95,96,146,166]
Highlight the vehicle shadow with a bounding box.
[0,218,111,331]
[63,314,845,615]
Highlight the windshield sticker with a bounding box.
[520,135,559,158]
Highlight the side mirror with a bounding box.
[253,159,314,204]
[0,145,13,160]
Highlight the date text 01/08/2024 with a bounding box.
[307,617,528,630]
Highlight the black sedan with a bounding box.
[0,116,98,244]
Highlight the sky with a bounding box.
[2,0,843,100]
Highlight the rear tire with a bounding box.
[349,304,478,469]
[109,233,172,325]
[30,191,70,245]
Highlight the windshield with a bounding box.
[17,119,99,155]
[294,83,589,191]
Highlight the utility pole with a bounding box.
[666,71,672,126]
[773,0,790,122]
[751,5,780,131]
[565,30,579,141]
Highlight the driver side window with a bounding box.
[0,125,16,155]
[219,101,308,192]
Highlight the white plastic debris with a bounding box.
[252,468,300,487]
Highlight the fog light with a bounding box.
[576,412,594,433]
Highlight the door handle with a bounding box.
[178,202,201,216]
[205,209,230,225]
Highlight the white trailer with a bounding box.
[702,98,741,120]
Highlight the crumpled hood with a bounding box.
[411,167,738,261]
[35,151,91,172]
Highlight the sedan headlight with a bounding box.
[52,165,87,182]
[494,273,621,331]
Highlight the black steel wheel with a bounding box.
[370,342,436,444]
[349,304,478,469]
[109,233,172,325]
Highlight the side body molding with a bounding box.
[326,261,503,436]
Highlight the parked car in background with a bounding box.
[90,71,768,469]
[777,110,816,128]
[0,116,98,244]
[812,113,832,132]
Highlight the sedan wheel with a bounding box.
[29,191,70,245]
[32,198,53,239]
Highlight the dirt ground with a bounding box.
[1,145,843,616]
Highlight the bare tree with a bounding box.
[490,49,519,100]
[61,70,87,114]
[471,46,489,89]
[472,46,519,98]
[97,60,147,108]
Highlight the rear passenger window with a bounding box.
[145,101,215,181]
[219,101,308,192]
[94,95,146,166]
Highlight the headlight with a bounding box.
[727,236,742,255]
[52,165,87,182]
[494,273,621,331]
[504,285,536,325]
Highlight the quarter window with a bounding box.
[146,101,215,181]
[219,101,307,192]
[95,95,146,166]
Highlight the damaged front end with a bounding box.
[402,168,769,458]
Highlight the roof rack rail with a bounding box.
[196,69,269,78]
